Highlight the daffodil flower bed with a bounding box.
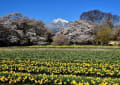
[0,48,120,84]
[0,71,120,85]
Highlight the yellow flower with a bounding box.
[91,80,95,84]
[99,82,108,85]
[54,79,58,84]
[71,80,77,85]
[35,80,38,83]
[84,82,89,85]
[113,83,119,85]
[64,81,67,84]
[58,81,62,85]
[9,80,12,84]
[117,72,120,76]
[38,80,43,84]
[78,82,83,85]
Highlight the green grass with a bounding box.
[27,45,120,49]
[0,48,119,62]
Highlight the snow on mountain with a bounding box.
[45,18,71,34]
[53,18,69,24]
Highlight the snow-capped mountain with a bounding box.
[53,18,69,24]
[45,18,70,34]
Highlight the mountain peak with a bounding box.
[53,18,69,23]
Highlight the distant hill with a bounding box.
[45,18,71,34]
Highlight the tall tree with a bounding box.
[95,24,113,45]
[0,13,52,46]
[80,10,120,27]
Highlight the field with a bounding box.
[0,47,120,85]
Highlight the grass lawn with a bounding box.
[27,45,120,49]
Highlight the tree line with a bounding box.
[0,10,120,46]
[80,10,120,45]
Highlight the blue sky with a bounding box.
[0,0,120,22]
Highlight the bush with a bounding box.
[52,33,70,45]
